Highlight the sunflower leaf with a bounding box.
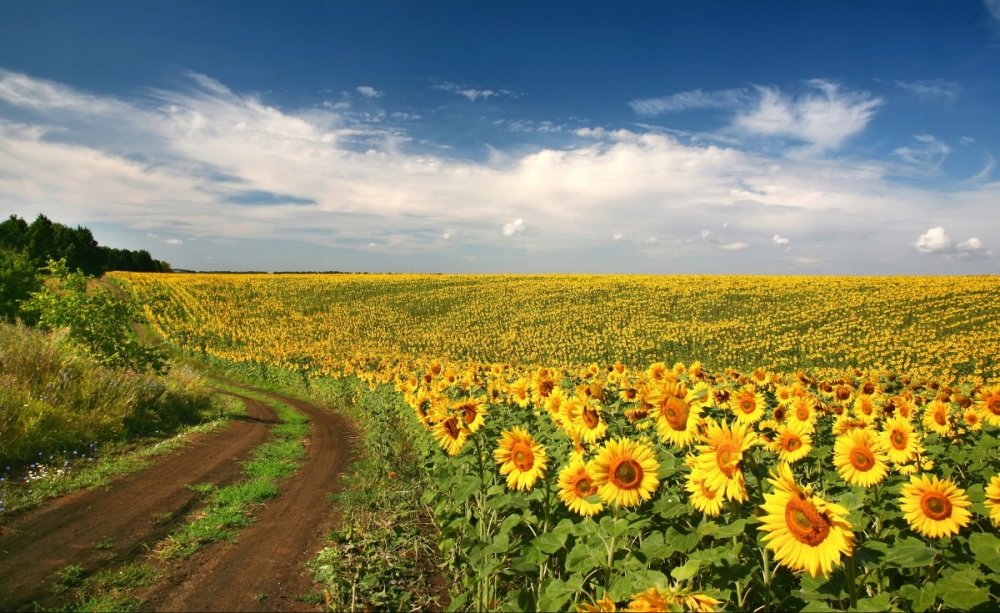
[967,531,1000,570]
[881,538,937,568]
[934,569,988,609]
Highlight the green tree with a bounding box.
[23,259,165,372]
[0,247,40,321]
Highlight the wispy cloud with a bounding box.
[894,79,960,102]
[892,134,951,171]
[628,88,749,116]
[501,218,526,236]
[733,80,882,150]
[433,80,518,102]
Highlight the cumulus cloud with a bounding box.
[915,227,991,258]
[721,241,750,251]
[502,218,526,236]
[733,80,882,150]
[164,238,184,245]
[356,85,382,98]
[772,234,790,246]
[442,230,454,240]
[628,88,748,116]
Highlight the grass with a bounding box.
[157,384,308,559]
[47,561,158,612]
[0,394,245,516]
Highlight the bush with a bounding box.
[0,247,40,321]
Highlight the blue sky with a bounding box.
[1,1,999,273]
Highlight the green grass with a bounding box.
[158,387,308,559]
[49,562,158,612]
[0,394,245,516]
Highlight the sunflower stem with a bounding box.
[759,545,773,611]
[844,555,858,609]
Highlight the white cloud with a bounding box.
[433,80,517,102]
[733,80,882,150]
[894,79,960,102]
[968,153,996,183]
[721,241,749,251]
[164,237,183,245]
[772,234,790,246]
[628,88,748,116]
[700,229,714,239]
[0,69,997,272]
[502,218,526,236]
[915,227,952,253]
[915,227,991,258]
[442,230,454,240]
[356,85,382,98]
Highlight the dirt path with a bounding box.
[139,387,359,612]
[0,394,278,610]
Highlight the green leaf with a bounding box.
[565,542,600,574]
[910,583,937,613]
[639,532,674,562]
[968,531,1000,570]
[696,520,719,537]
[532,531,567,555]
[714,518,748,539]
[935,569,989,609]
[853,592,891,612]
[498,513,521,536]
[855,540,888,566]
[881,538,937,568]
[536,578,577,612]
[670,558,703,582]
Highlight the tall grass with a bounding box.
[0,321,214,469]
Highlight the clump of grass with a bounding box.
[49,561,157,612]
[0,321,218,471]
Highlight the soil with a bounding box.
[0,385,358,612]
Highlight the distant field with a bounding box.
[114,273,999,382]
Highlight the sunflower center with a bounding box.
[988,397,1000,415]
[934,410,947,426]
[860,401,873,415]
[716,442,739,477]
[611,459,643,489]
[700,482,717,499]
[919,491,953,520]
[625,388,637,400]
[461,405,477,425]
[891,430,907,449]
[582,406,600,429]
[539,380,554,397]
[785,495,832,546]
[662,397,690,430]
[511,443,534,471]
[443,418,461,440]
[784,436,802,452]
[739,398,756,414]
[774,406,786,421]
[850,446,875,471]
[965,412,978,424]
[795,403,810,422]
[574,476,595,497]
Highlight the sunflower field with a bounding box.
[114,273,1000,611]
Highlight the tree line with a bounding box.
[0,214,171,276]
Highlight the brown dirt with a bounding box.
[138,386,359,612]
[0,394,278,611]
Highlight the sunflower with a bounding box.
[961,407,983,432]
[590,437,660,508]
[544,386,570,420]
[431,414,469,456]
[922,400,954,437]
[695,419,756,503]
[986,474,1000,527]
[508,377,532,409]
[453,396,487,433]
[851,394,881,425]
[626,586,719,613]
[574,401,608,444]
[879,416,919,465]
[494,426,547,491]
[976,385,1000,427]
[686,470,724,517]
[758,462,855,577]
[899,474,972,538]
[557,460,604,517]
[577,594,617,613]
[771,421,813,464]
[833,428,888,487]
[647,382,705,448]
[832,414,869,437]
[787,395,818,433]
[730,385,767,424]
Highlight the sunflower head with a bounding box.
[833,427,888,487]
[590,437,660,508]
[879,415,919,465]
[976,385,1000,427]
[985,474,1000,527]
[494,426,548,491]
[759,463,855,577]
[899,474,972,538]
[558,459,604,517]
[730,385,766,424]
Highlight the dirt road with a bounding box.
[0,385,357,612]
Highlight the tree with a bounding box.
[0,247,40,321]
